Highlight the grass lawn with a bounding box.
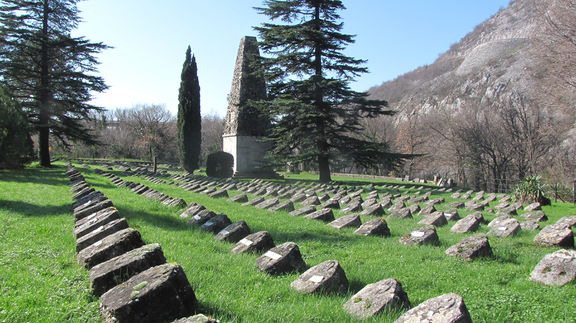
[1,162,575,322]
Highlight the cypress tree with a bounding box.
[0,0,109,167]
[254,0,399,182]
[177,46,201,173]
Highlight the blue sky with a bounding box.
[75,0,511,116]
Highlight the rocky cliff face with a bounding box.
[368,0,574,121]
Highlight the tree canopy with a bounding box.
[0,0,108,166]
[254,0,397,182]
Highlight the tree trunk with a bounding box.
[313,4,330,183]
[38,0,51,167]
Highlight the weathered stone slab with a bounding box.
[399,226,439,246]
[289,206,316,217]
[419,205,436,217]
[443,209,460,221]
[173,314,220,323]
[533,223,574,248]
[394,293,472,323]
[360,204,384,216]
[322,199,341,209]
[447,201,465,209]
[496,205,517,216]
[524,202,542,211]
[228,193,248,203]
[445,234,493,261]
[199,214,232,234]
[304,208,335,222]
[72,194,107,214]
[89,243,166,296]
[488,215,512,228]
[301,195,321,206]
[418,212,448,227]
[269,200,295,212]
[407,204,421,215]
[520,220,540,231]
[465,202,485,211]
[73,186,95,200]
[74,207,120,238]
[290,193,307,203]
[389,202,406,213]
[242,197,265,207]
[530,249,576,286]
[255,198,279,209]
[450,214,482,234]
[74,199,114,221]
[521,210,547,222]
[162,198,187,208]
[290,260,348,294]
[329,214,361,229]
[388,208,413,219]
[76,218,129,252]
[100,263,196,323]
[354,218,391,237]
[556,216,576,228]
[77,228,144,269]
[180,204,205,219]
[215,221,250,243]
[231,231,275,254]
[488,218,521,238]
[341,201,362,213]
[256,242,307,275]
[343,278,410,320]
[187,209,217,227]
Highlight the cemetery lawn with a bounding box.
[2,163,576,322]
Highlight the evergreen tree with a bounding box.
[255,0,397,182]
[177,46,201,173]
[0,87,34,169]
[0,0,108,167]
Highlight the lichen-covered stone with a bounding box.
[74,207,120,239]
[445,234,493,261]
[76,218,129,252]
[269,200,295,212]
[418,212,448,227]
[77,228,144,269]
[256,242,307,275]
[354,218,391,237]
[530,249,576,286]
[488,218,521,238]
[289,206,316,216]
[215,221,251,243]
[100,263,196,323]
[231,231,275,254]
[304,208,335,222]
[399,225,439,246]
[74,199,114,221]
[290,260,348,294]
[343,278,410,320]
[329,214,361,229]
[199,213,232,234]
[534,223,574,248]
[228,193,248,203]
[360,204,384,216]
[394,293,472,323]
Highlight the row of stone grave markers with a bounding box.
[93,169,187,208]
[88,163,576,288]
[66,166,219,323]
[178,196,474,321]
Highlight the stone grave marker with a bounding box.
[209,189,229,199]
[255,198,279,209]
[173,314,220,323]
[521,210,547,222]
[418,212,448,227]
[187,210,216,227]
[215,221,251,243]
[100,263,196,323]
[228,193,249,203]
[256,242,307,275]
[74,199,114,221]
[341,200,362,213]
[394,293,472,323]
[360,204,384,216]
[443,209,460,221]
[343,278,410,320]
[290,260,348,294]
[329,214,361,229]
[488,218,521,238]
[231,231,276,254]
[269,200,295,212]
[524,202,542,211]
[388,208,412,219]
[289,206,316,217]
[520,220,540,231]
[77,228,144,269]
[301,195,321,206]
[89,243,166,296]
[322,199,341,209]
[530,249,576,286]
[304,208,335,222]
[199,214,233,234]
[74,207,120,239]
[533,223,574,248]
[399,226,440,246]
[450,213,481,234]
[242,197,265,207]
[75,218,129,252]
[445,234,493,261]
[354,218,391,237]
[556,216,576,228]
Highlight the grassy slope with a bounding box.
[0,165,99,322]
[1,164,575,322]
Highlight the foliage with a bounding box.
[513,175,550,205]
[177,46,202,173]
[0,88,33,169]
[254,0,398,182]
[0,0,109,166]
[205,151,233,178]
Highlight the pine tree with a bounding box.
[0,0,108,167]
[254,0,397,182]
[177,46,201,173]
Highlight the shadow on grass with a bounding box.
[272,230,362,245]
[195,300,237,322]
[116,205,190,232]
[0,199,69,217]
[0,167,67,186]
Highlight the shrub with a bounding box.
[0,88,34,169]
[513,176,551,205]
[206,151,234,178]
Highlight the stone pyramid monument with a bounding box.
[223,36,280,178]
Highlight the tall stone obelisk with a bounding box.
[223,36,278,178]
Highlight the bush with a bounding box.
[513,176,551,205]
[206,151,234,178]
[0,88,34,169]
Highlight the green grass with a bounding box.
[1,163,576,322]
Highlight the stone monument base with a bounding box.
[223,135,282,179]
